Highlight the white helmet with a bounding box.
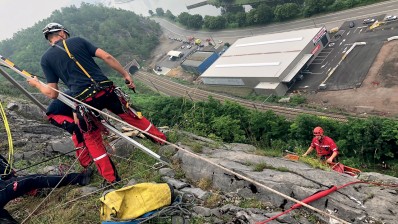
[42,23,70,40]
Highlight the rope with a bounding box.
[30,160,159,220]
[0,101,14,176]
[0,55,351,223]
[21,147,85,224]
[110,193,194,223]
[14,148,80,174]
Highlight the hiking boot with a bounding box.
[79,167,94,186]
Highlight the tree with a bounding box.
[235,12,246,27]
[245,9,257,25]
[165,10,176,21]
[187,14,204,29]
[256,4,274,24]
[204,16,226,30]
[155,8,165,16]
[303,0,334,17]
[178,12,191,26]
[0,4,161,76]
[274,3,300,21]
[211,115,246,142]
[148,10,154,16]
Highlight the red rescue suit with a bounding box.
[310,136,338,160]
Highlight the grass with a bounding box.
[6,141,168,224]
[197,178,212,190]
[204,193,222,208]
[238,198,270,210]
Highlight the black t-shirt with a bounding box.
[41,37,109,96]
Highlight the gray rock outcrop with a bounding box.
[172,140,398,224]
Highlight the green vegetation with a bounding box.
[136,94,398,177]
[204,193,222,208]
[154,0,386,30]
[0,3,161,79]
[1,2,398,222]
[239,197,270,209]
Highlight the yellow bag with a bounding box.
[100,183,173,221]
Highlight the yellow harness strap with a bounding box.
[62,40,96,83]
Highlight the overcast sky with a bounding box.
[0,0,105,41]
[0,0,219,41]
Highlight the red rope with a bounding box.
[255,180,392,224]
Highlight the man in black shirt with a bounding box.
[28,23,166,184]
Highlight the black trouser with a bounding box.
[0,174,81,221]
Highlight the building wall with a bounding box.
[198,53,219,74]
[201,27,330,96]
[181,63,200,74]
[279,27,329,82]
[254,83,288,96]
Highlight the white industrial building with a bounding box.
[200,27,330,96]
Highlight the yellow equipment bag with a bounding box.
[100,183,173,221]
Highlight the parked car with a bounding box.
[349,21,355,28]
[385,15,397,21]
[186,45,192,49]
[363,18,375,24]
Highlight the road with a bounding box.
[152,0,398,44]
[138,1,398,120]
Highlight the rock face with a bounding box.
[172,139,398,224]
[3,99,398,224]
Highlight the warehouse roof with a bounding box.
[201,27,322,79]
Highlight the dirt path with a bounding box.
[306,41,398,117]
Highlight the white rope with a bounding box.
[0,59,349,223]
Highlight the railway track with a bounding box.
[135,71,351,122]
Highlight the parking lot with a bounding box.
[291,14,398,92]
[156,36,205,71]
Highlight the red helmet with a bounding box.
[313,126,324,136]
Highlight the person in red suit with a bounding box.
[302,126,338,164]
[28,23,166,184]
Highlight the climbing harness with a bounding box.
[0,54,166,162]
[0,54,352,224]
[55,39,114,100]
[56,40,143,118]
[114,87,142,119]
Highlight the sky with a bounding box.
[0,0,220,41]
[0,0,105,41]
